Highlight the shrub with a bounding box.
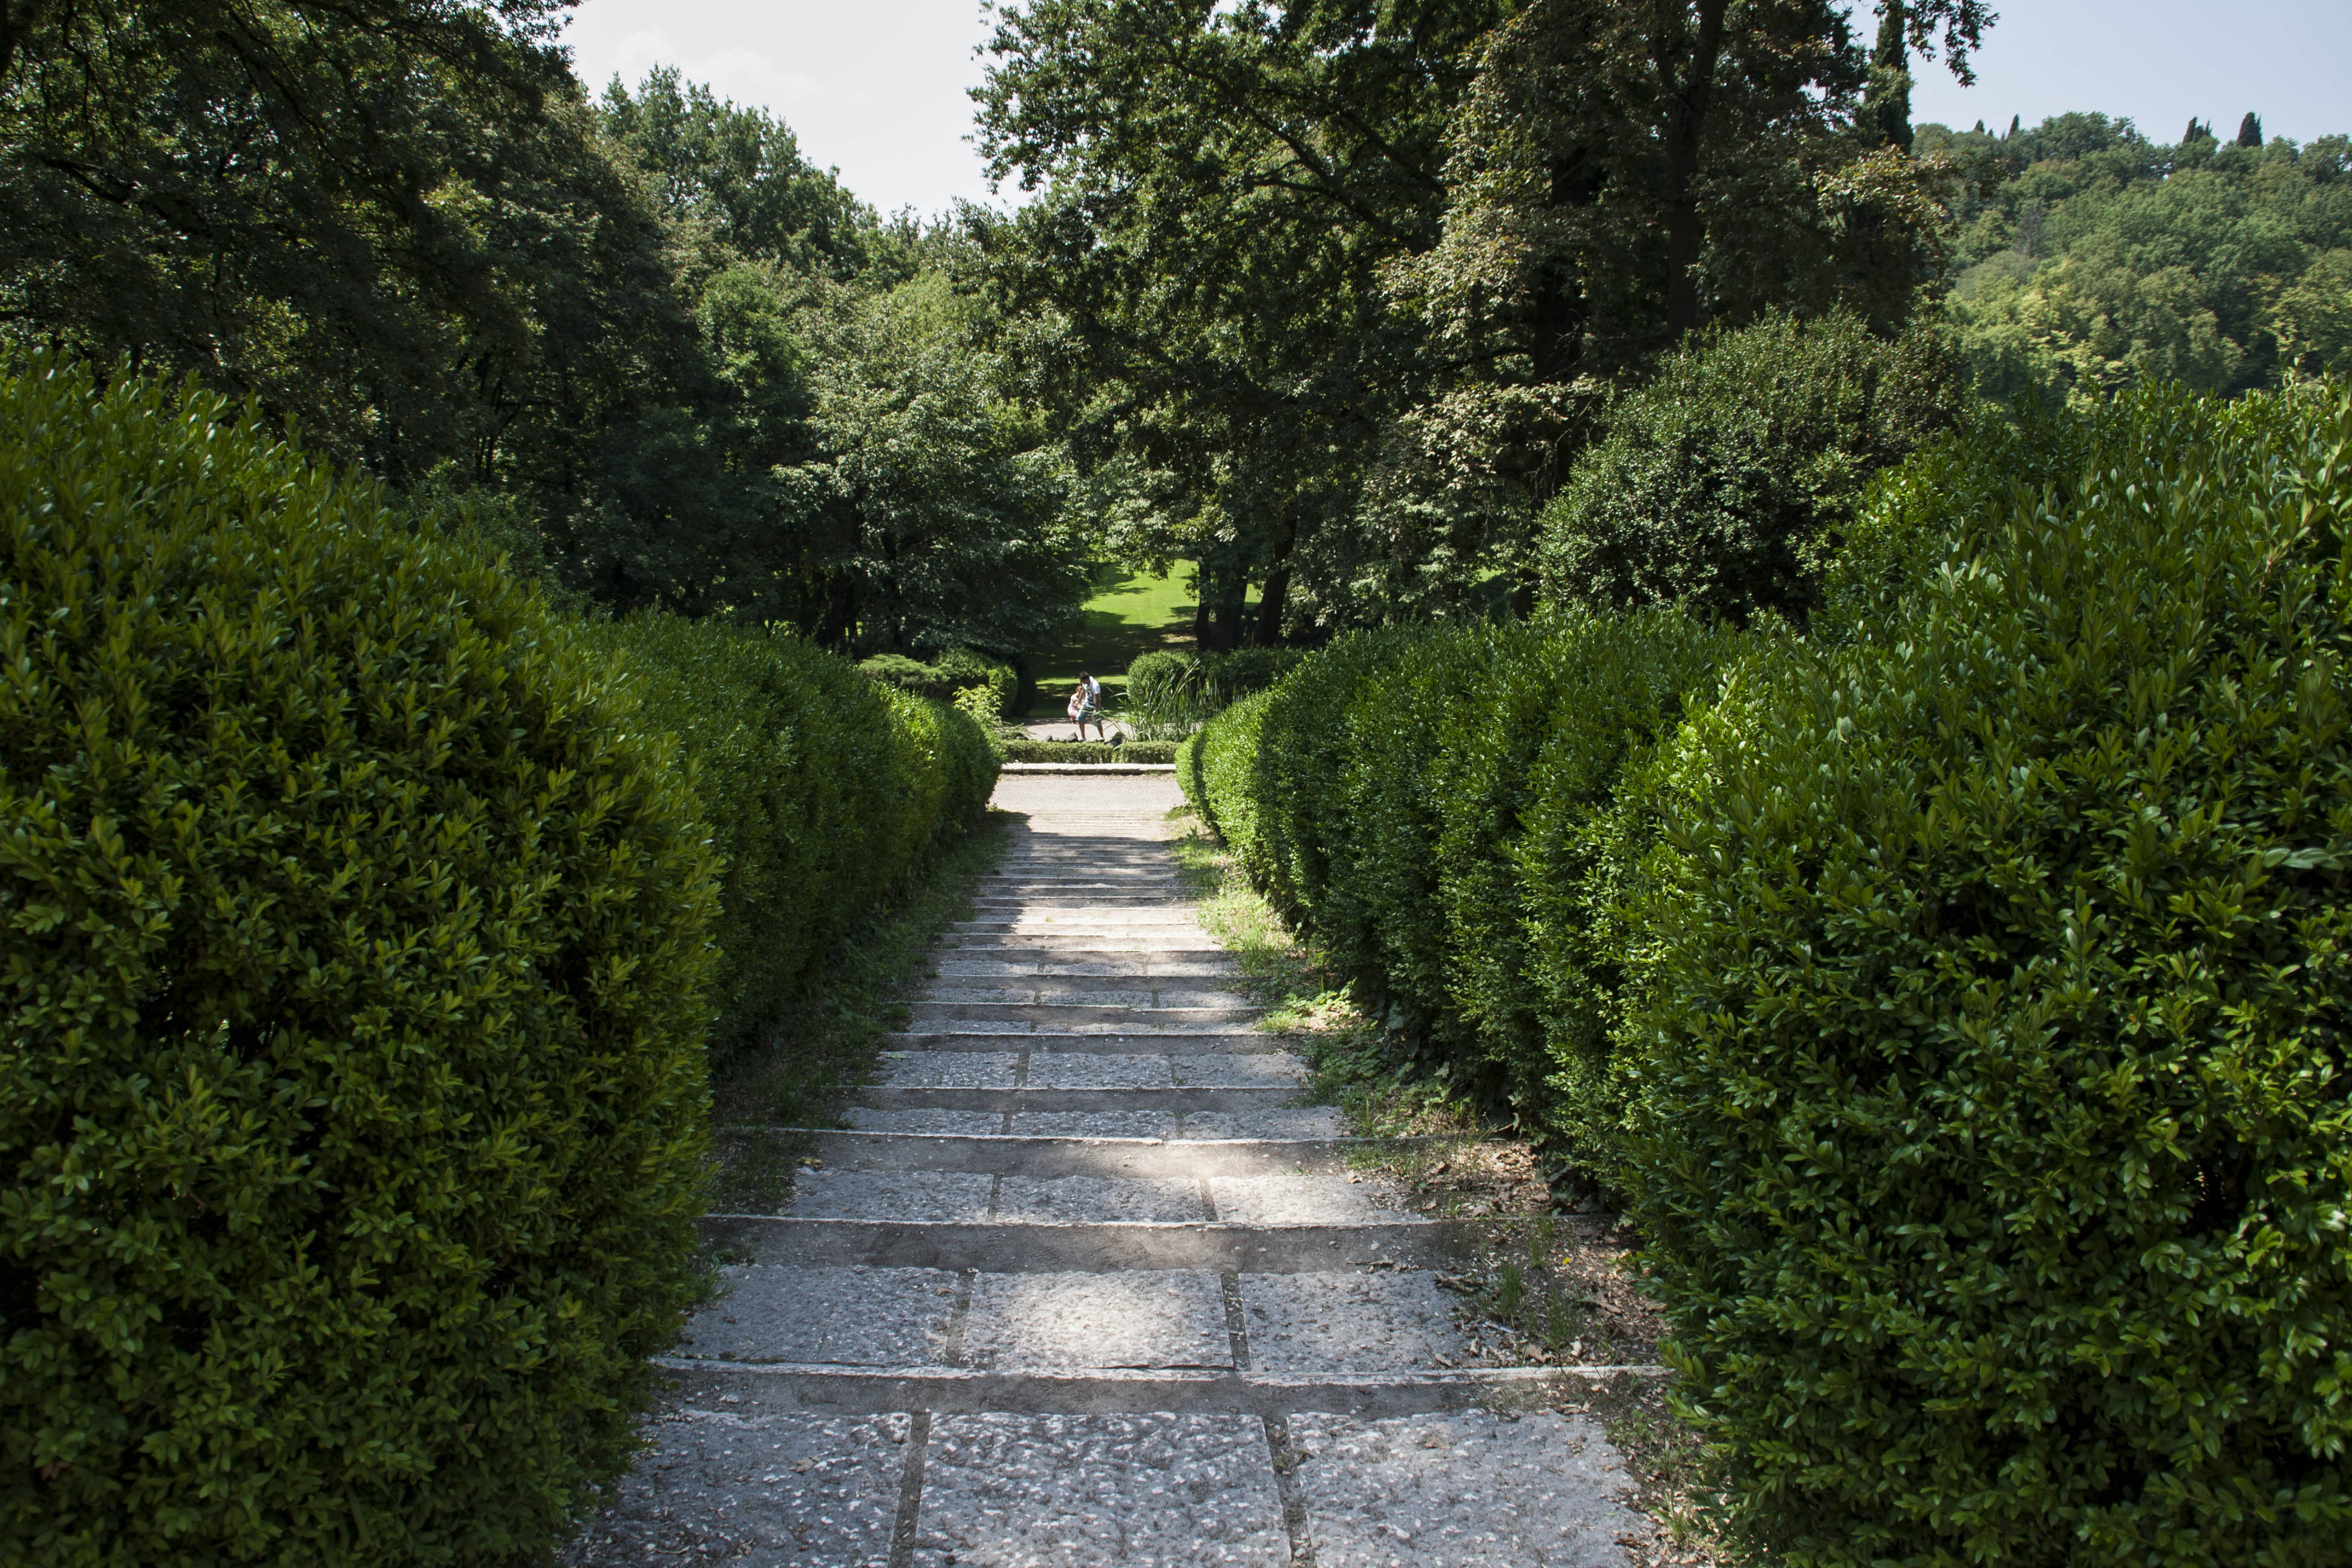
[1125,647,1309,734]
[1539,310,1962,623]
[583,616,996,1067]
[1001,740,1177,764]
[1624,381,2352,1563]
[1182,617,1745,1166]
[857,647,1018,717]
[1,361,719,1564]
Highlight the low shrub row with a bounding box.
[1,359,998,1566]
[1001,740,1178,764]
[1181,380,2352,1563]
[856,647,1021,718]
[593,618,996,1067]
[1125,646,1307,733]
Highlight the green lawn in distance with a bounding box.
[1027,563,1252,717]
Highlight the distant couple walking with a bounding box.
[1067,670,1106,740]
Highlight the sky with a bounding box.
[557,1,2352,219]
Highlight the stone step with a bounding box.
[701,1214,1533,1272]
[938,936,1232,958]
[843,1106,1348,1140]
[929,958,1238,979]
[751,1130,1480,1178]
[970,896,1189,909]
[857,1085,1301,1114]
[881,1030,1280,1054]
[913,985,1257,1010]
[945,912,1204,926]
[879,1050,1305,1091]
[656,1359,1659,1418]
[907,1002,1258,1027]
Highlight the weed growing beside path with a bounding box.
[1170,805,1740,1564]
[706,812,1013,1213]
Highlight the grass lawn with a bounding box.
[1025,561,1258,717]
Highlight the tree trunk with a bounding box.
[1659,0,1730,342]
[1249,514,1297,647]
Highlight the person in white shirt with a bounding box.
[1069,670,1105,740]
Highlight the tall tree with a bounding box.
[975,0,1507,644]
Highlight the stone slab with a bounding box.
[1021,1052,1178,1089]
[558,1407,910,1568]
[992,1174,1209,1224]
[1183,1108,1350,1141]
[681,1265,959,1365]
[1240,1271,1466,1374]
[881,1050,1022,1088]
[1173,1053,1308,1087]
[910,1413,1288,1567]
[840,1108,1006,1136]
[788,1169,998,1223]
[962,1270,1232,1370]
[1210,1172,1391,1226]
[1287,1410,1642,1567]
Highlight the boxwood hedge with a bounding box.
[1179,615,1746,1166]
[1184,377,2352,1558]
[1624,381,2352,1564]
[584,617,997,1068]
[1,362,719,1563]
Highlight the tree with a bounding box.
[977,0,1995,641]
[779,269,1089,656]
[1926,117,2352,402]
[2238,111,2264,148]
[975,0,1506,644]
[1538,310,1962,622]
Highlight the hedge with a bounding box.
[586,618,998,1067]
[857,648,1019,717]
[1623,380,2352,1564]
[1126,647,1308,731]
[1184,378,2352,1559]
[1180,616,1746,1161]
[1001,740,1177,764]
[1,361,718,1564]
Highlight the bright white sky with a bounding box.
[556,1,2352,220]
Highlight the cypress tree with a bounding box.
[1870,0,1912,151]
[2238,111,2263,146]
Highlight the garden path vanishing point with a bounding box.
[569,774,1650,1567]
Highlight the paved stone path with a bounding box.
[572,776,1641,1566]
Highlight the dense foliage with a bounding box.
[1539,310,1963,621]
[1124,647,1308,734]
[1177,615,1745,1171]
[1187,379,2352,1560]
[587,619,998,1068]
[1622,379,2352,1564]
[0,361,719,1564]
[975,0,1984,639]
[1922,113,2352,402]
[0,14,1088,650]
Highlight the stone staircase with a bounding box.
[567,779,1645,1567]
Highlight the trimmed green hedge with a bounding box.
[1,362,718,1564]
[857,647,1019,717]
[1181,619,1745,1159]
[1624,381,2352,1563]
[587,618,998,1066]
[1184,379,2352,1559]
[1002,740,1177,764]
[0,359,1001,1565]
